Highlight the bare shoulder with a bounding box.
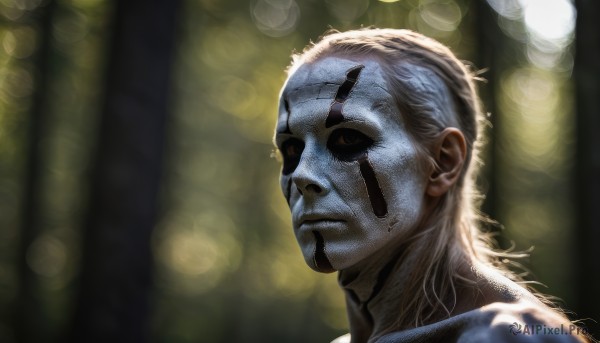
[456,300,589,343]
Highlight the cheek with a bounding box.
[369,147,425,229]
[322,156,389,223]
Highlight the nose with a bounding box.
[292,153,328,197]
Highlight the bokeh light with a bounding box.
[521,0,575,52]
[486,0,577,309]
[2,27,37,59]
[251,0,300,37]
[488,0,576,70]
[325,0,369,24]
[26,234,67,278]
[419,0,462,32]
[0,0,587,341]
[153,211,242,295]
[486,0,522,20]
[0,66,33,99]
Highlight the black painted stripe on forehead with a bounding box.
[358,154,388,218]
[313,230,335,273]
[325,65,364,128]
[336,66,362,101]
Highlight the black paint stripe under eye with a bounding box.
[358,154,388,218]
[313,230,335,273]
[325,65,364,128]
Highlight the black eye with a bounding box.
[280,138,304,175]
[327,128,373,161]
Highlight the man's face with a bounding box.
[275,56,427,272]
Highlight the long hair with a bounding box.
[287,28,531,330]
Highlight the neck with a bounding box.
[338,234,474,343]
[337,239,412,343]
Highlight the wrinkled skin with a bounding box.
[275,56,428,272]
[275,56,590,343]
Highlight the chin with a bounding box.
[312,264,337,274]
[309,251,362,273]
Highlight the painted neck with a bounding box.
[337,238,415,343]
[337,229,472,343]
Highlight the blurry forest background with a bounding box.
[0,0,598,342]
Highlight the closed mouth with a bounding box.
[300,218,345,227]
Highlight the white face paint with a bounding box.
[275,57,428,272]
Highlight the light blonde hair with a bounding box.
[287,28,531,330]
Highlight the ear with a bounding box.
[426,128,467,197]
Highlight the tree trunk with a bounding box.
[473,0,503,238]
[69,0,180,341]
[573,0,600,338]
[14,1,56,342]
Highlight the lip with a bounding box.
[298,214,345,227]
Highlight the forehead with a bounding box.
[277,57,396,134]
[285,57,390,106]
